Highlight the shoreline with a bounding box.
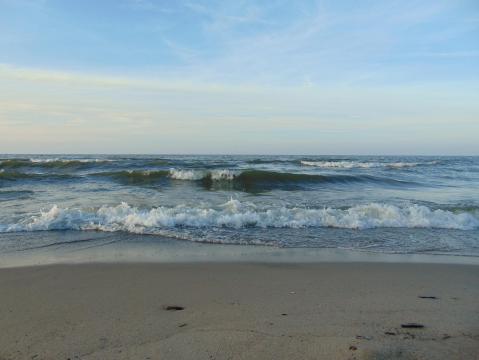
[2,232,479,269]
[1,262,478,359]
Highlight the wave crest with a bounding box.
[300,160,437,169]
[93,169,415,190]
[0,171,76,181]
[2,201,477,234]
[0,158,112,169]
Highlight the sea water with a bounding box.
[0,155,478,257]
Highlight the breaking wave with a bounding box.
[94,169,414,190]
[29,158,111,163]
[168,169,238,180]
[0,158,112,170]
[94,169,238,182]
[1,201,478,235]
[246,159,298,165]
[300,160,437,169]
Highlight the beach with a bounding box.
[1,261,478,360]
[3,0,479,358]
[1,154,478,359]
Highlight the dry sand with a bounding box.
[0,262,478,359]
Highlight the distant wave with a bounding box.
[226,170,413,188]
[0,158,112,169]
[169,169,239,180]
[246,159,298,165]
[0,166,421,188]
[0,158,440,174]
[29,158,112,163]
[143,159,174,166]
[93,169,241,186]
[2,201,478,235]
[0,170,76,181]
[94,169,415,190]
[93,170,170,184]
[300,160,438,169]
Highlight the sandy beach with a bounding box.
[1,262,478,360]
[2,0,478,358]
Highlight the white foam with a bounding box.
[1,201,478,234]
[29,158,112,163]
[168,169,205,180]
[210,169,239,180]
[29,158,60,163]
[168,169,239,181]
[301,161,376,168]
[386,162,419,168]
[300,160,432,169]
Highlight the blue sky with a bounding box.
[0,0,478,154]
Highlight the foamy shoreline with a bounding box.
[2,235,479,269]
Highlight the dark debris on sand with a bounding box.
[163,305,185,311]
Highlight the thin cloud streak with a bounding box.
[0,0,478,154]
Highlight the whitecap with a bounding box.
[300,160,434,169]
[2,201,478,234]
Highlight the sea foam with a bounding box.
[300,160,435,169]
[168,169,239,180]
[29,158,112,163]
[1,200,478,235]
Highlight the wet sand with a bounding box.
[0,262,478,359]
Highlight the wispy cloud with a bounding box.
[0,0,478,153]
[184,1,271,30]
[0,64,261,93]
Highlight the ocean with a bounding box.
[0,155,478,258]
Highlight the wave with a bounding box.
[301,160,377,168]
[1,201,478,235]
[93,169,239,186]
[0,170,76,181]
[91,170,170,185]
[169,169,238,180]
[300,160,437,169]
[93,169,414,190]
[29,158,111,163]
[0,158,112,170]
[226,170,414,189]
[143,159,174,166]
[246,159,298,165]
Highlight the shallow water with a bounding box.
[0,155,478,256]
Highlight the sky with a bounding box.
[0,0,478,155]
